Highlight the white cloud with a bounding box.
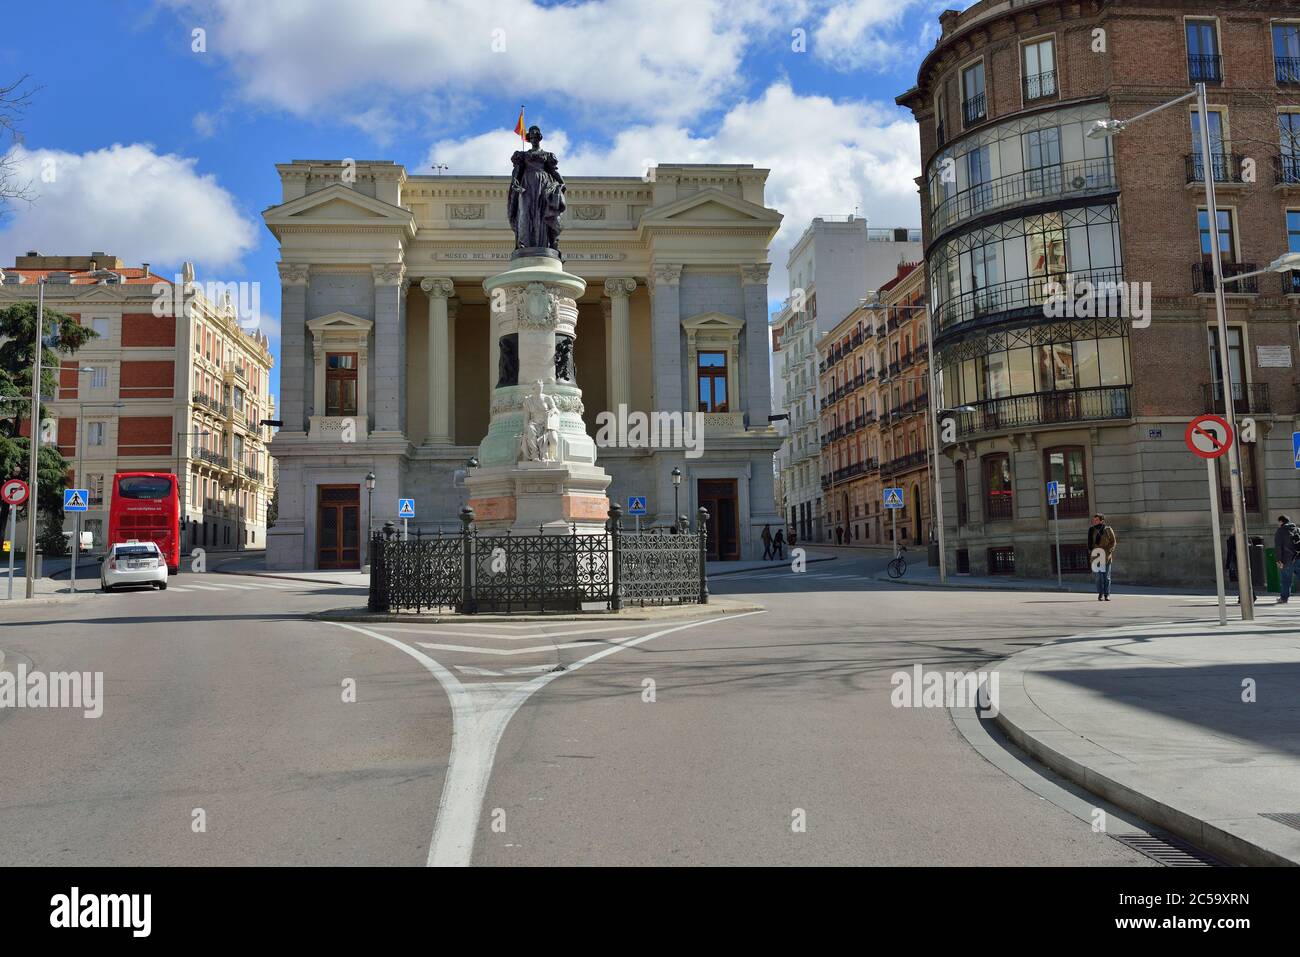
[0,143,258,271]
[425,83,922,298]
[812,0,928,70]
[162,0,804,127]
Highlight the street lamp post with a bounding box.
[671,467,682,526]
[24,279,45,599]
[1088,82,1282,621]
[364,471,376,539]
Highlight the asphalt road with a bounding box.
[0,552,1221,866]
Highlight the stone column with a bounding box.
[421,278,454,444]
[648,264,683,412]
[277,262,310,431]
[741,263,772,428]
[603,278,636,414]
[371,263,405,434]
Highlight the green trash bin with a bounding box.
[1265,547,1280,593]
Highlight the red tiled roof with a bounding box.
[3,267,168,285]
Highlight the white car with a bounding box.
[101,541,169,592]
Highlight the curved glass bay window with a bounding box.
[927,104,1116,239]
[939,317,1132,437]
[930,203,1122,334]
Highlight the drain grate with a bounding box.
[1260,812,1300,831]
[1113,832,1223,867]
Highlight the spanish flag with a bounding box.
[514,106,525,145]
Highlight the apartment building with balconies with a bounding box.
[899,0,1300,584]
[0,252,275,554]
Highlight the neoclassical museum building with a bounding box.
[263,159,784,569]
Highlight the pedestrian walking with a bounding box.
[1273,514,1300,604]
[772,527,785,561]
[1225,531,1258,605]
[836,525,844,545]
[1088,513,1116,601]
[760,524,774,561]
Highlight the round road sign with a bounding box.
[1,478,30,506]
[1185,414,1233,459]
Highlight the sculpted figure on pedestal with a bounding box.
[518,379,560,463]
[508,126,566,251]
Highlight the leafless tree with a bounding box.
[0,75,37,219]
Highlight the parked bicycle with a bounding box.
[887,544,908,579]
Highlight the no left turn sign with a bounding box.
[1185,414,1233,459]
[1,478,29,506]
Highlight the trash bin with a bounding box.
[928,541,939,566]
[1248,536,1266,590]
[1265,547,1281,593]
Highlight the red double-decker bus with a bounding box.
[108,472,180,573]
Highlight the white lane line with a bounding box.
[415,636,632,656]
[213,578,294,589]
[455,665,506,677]
[178,583,227,591]
[164,585,194,593]
[330,609,764,867]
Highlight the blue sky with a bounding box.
[0,0,974,401]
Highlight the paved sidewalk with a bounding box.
[993,609,1300,866]
[875,560,1206,597]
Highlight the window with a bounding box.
[955,459,968,527]
[1044,447,1088,518]
[87,421,106,447]
[988,546,1016,575]
[1186,20,1221,83]
[1198,207,1236,263]
[86,474,105,507]
[1022,128,1062,196]
[1208,326,1248,413]
[1279,113,1300,184]
[1022,38,1056,101]
[936,88,948,146]
[325,352,358,417]
[697,351,729,412]
[982,453,1013,521]
[88,366,108,389]
[1275,22,1300,83]
[1190,108,1228,182]
[962,62,986,127]
[1217,444,1259,513]
[90,317,110,338]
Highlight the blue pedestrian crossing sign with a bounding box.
[882,487,904,509]
[1293,431,1300,469]
[397,498,415,519]
[1047,480,1061,505]
[627,496,647,516]
[63,488,89,512]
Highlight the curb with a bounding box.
[993,636,1299,867]
[311,598,765,624]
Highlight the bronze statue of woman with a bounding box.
[508,125,567,252]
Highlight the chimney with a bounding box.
[141,262,150,279]
[90,259,98,272]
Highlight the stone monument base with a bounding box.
[467,462,610,534]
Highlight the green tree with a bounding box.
[266,483,278,528]
[0,300,97,543]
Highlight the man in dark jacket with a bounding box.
[772,528,785,561]
[760,524,773,561]
[1274,515,1300,604]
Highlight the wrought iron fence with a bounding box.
[367,505,708,614]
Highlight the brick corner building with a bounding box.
[898,0,1300,585]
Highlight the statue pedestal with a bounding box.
[466,254,611,533]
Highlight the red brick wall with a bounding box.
[56,417,76,457]
[117,416,173,456]
[58,361,80,399]
[120,360,175,398]
[121,313,175,348]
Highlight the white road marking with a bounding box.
[177,583,227,591]
[385,621,669,641]
[330,610,765,867]
[415,636,627,656]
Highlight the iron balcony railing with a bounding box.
[1201,381,1270,415]
[930,156,1116,238]
[962,92,986,127]
[1277,56,1300,84]
[985,493,1014,522]
[1272,153,1300,185]
[1023,69,1057,101]
[1185,152,1246,185]
[954,386,1131,438]
[934,266,1124,333]
[1188,53,1222,84]
[1193,261,1258,295]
